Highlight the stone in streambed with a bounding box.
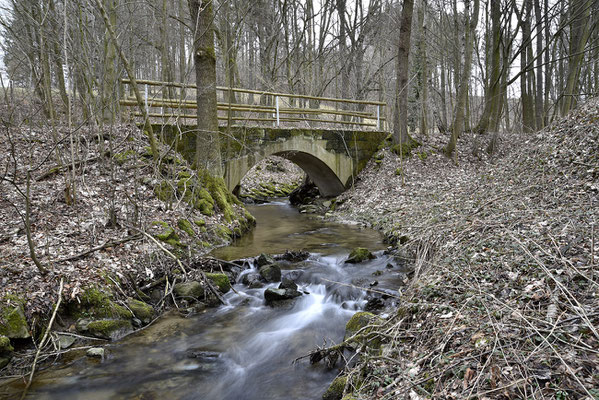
[264,279,303,306]
[259,264,281,282]
[86,347,105,358]
[345,248,375,264]
[255,253,276,268]
[241,273,264,288]
[126,298,155,325]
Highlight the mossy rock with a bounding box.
[205,273,231,293]
[215,225,233,240]
[86,319,133,341]
[0,356,10,369]
[255,253,276,268]
[323,376,347,400]
[152,221,182,247]
[113,149,136,165]
[75,288,133,320]
[0,302,30,339]
[345,248,375,264]
[126,298,154,325]
[341,395,359,400]
[173,281,205,299]
[194,219,206,227]
[391,136,421,158]
[177,219,195,236]
[345,311,380,338]
[0,335,13,353]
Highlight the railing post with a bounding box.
[275,95,280,127]
[376,105,380,130]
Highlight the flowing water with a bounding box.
[1,201,406,400]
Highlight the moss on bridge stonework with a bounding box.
[154,125,388,194]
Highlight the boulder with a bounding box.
[264,286,302,306]
[344,311,381,339]
[289,177,319,205]
[241,273,264,289]
[0,357,9,369]
[279,278,298,291]
[255,253,276,268]
[275,250,310,262]
[322,376,347,400]
[259,264,281,282]
[126,298,155,325]
[0,303,30,339]
[174,281,205,299]
[345,248,375,264]
[86,319,133,341]
[205,273,231,293]
[0,336,13,353]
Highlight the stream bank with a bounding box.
[1,201,409,399]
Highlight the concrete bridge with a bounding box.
[154,125,388,197]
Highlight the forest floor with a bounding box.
[326,100,599,398]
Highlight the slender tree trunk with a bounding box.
[101,0,117,123]
[445,0,479,160]
[475,0,501,133]
[94,0,159,160]
[418,0,428,136]
[393,0,415,145]
[533,0,543,128]
[561,0,592,115]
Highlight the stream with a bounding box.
[2,201,406,400]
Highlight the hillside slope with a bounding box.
[329,99,599,399]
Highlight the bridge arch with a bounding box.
[228,150,346,198]
[153,124,386,197]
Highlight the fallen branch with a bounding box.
[54,234,142,263]
[35,157,99,181]
[125,224,225,305]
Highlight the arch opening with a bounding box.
[229,151,348,199]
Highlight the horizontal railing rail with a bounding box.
[119,79,387,131]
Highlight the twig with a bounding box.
[20,278,64,400]
[124,224,187,278]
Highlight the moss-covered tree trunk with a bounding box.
[188,0,223,176]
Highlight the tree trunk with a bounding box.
[188,0,222,175]
[475,0,501,133]
[445,0,479,160]
[561,0,592,115]
[393,0,415,145]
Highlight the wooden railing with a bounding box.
[119,79,386,131]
